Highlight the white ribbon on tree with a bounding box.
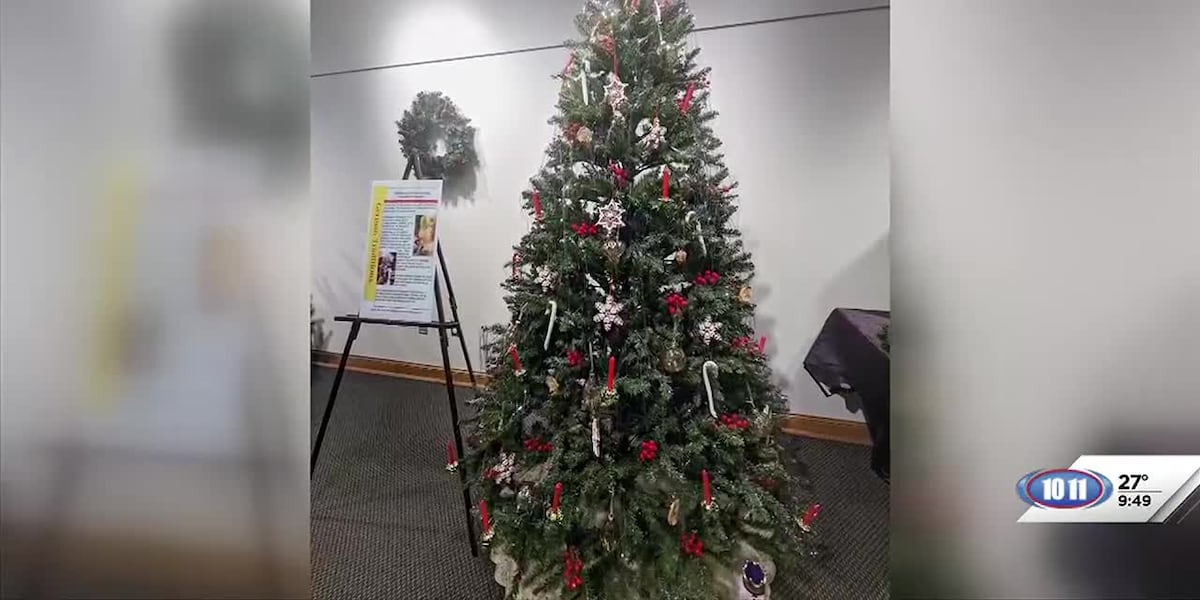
[685,210,708,255]
[654,1,663,45]
[702,360,719,418]
[579,60,591,105]
[544,300,557,350]
[585,273,607,295]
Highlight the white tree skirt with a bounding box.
[489,541,775,599]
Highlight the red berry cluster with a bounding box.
[484,467,498,480]
[524,437,554,453]
[680,532,704,557]
[566,349,583,368]
[572,222,599,237]
[665,293,688,316]
[563,547,584,590]
[719,413,750,430]
[732,336,764,354]
[693,270,720,286]
[638,440,659,462]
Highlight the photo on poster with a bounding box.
[375,251,397,285]
[412,213,437,257]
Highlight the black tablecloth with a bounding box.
[803,308,890,481]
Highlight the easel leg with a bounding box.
[437,244,479,390]
[434,277,479,556]
[22,444,82,599]
[311,319,360,476]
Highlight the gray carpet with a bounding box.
[311,367,888,599]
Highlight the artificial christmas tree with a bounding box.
[465,1,819,597]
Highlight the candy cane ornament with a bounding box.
[702,360,719,418]
[544,300,557,350]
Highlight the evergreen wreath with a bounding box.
[395,91,478,182]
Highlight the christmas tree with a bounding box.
[465,1,817,597]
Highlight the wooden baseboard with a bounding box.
[312,352,868,445]
[311,350,489,389]
[780,414,872,446]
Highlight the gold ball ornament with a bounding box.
[667,497,680,526]
[577,125,593,145]
[546,375,561,395]
[674,249,687,265]
[602,239,625,266]
[737,286,753,304]
[660,344,686,374]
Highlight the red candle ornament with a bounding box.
[480,499,492,532]
[679,81,696,113]
[701,469,712,507]
[446,442,457,464]
[532,190,543,219]
[552,482,563,512]
[563,548,584,590]
[758,336,767,354]
[509,345,524,373]
[562,53,575,77]
[800,503,822,530]
[661,166,670,200]
[607,356,616,391]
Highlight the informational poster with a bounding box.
[360,179,443,321]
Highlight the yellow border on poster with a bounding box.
[362,184,387,301]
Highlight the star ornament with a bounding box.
[605,72,627,109]
[595,198,626,236]
[636,117,667,151]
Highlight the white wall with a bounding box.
[312,1,889,419]
[892,1,1200,596]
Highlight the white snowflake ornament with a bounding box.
[535,265,556,292]
[698,316,722,345]
[595,198,626,236]
[594,294,625,331]
[636,117,667,151]
[490,452,516,485]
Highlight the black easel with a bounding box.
[311,156,480,556]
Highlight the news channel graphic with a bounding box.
[1016,455,1200,523]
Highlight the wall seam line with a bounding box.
[310,4,889,79]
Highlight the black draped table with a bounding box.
[802,308,890,481]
